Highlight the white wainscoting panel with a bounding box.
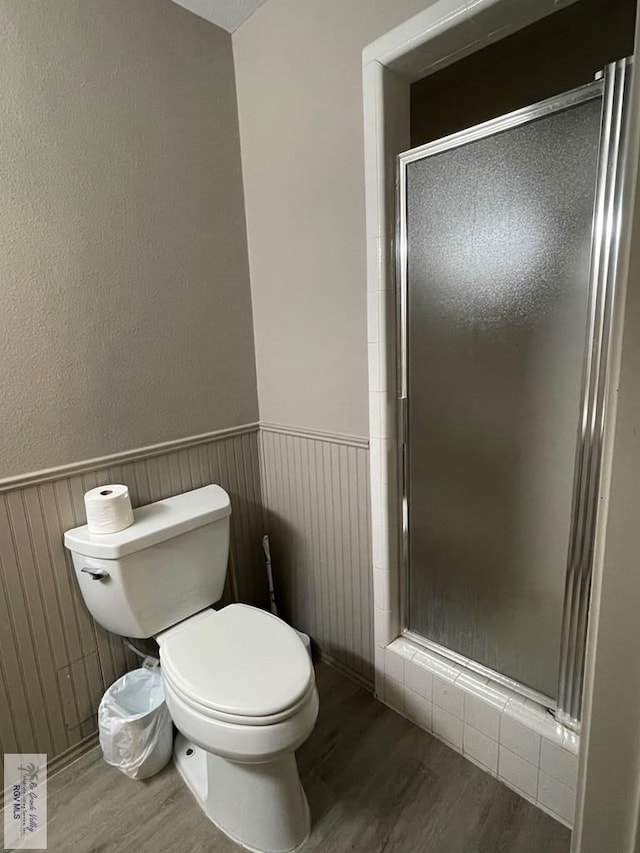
[0,426,266,775]
[259,426,373,687]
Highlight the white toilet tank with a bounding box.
[64,485,231,638]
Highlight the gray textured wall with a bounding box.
[0,0,257,478]
[233,0,431,437]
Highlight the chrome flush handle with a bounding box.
[81,567,109,581]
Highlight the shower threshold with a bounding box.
[403,629,556,713]
[380,634,580,827]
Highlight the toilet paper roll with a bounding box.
[84,484,134,535]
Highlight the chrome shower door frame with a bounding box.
[397,60,632,727]
[556,59,632,728]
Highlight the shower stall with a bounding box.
[397,59,632,728]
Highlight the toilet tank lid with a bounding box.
[63,484,231,560]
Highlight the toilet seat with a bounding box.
[163,673,317,728]
[158,604,314,726]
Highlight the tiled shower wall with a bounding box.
[259,426,374,687]
[0,427,266,775]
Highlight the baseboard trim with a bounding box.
[260,422,369,449]
[317,649,374,693]
[0,422,260,492]
[47,732,100,780]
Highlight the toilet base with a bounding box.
[174,733,311,853]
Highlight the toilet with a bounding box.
[64,485,318,853]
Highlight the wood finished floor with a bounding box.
[47,663,570,853]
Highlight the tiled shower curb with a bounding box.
[379,638,579,828]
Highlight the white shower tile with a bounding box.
[367,289,379,344]
[373,569,390,611]
[362,59,383,120]
[366,122,382,187]
[433,675,464,718]
[498,747,538,799]
[418,651,460,683]
[540,739,578,789]
[362,80,378,134]
[455,671,488,689]
[380,392,394,439]
[384,646,405,684]
[368,342,381,391]
[367,176,386,241]
[371,519,383,567]
[464,693,500,741]
[524,697,558,723]
[365,181,380,241]
[373,532,389,572]
[370,475,389,531]
[404,689,432,732]
[464,724,499,775]
[499,687,528,707]
[363,28,400,65]
[374,649,385,702]
[370,477,381,526]
[562,728,580,755]
[374,646,385,680]
[458,675,508,711]
[369,393,382,438]
[378,290,390,345]
[383,672,404,709]
[433,705,463,750]
[500,715,541,766]
[537,771,576,827]
[379,518,390,550]
[377,338,388,393]
[363,118,380,182]
[369,450,382,499]
[381,18,418,57]
[367,236,384,289]
[378,440,392,484]
[405,655,433,700]
[374,607,393,647]
[467,0,539,41]
[385,519,398,566]
[504,698,561,742]
[375,151,387,231]
[384,639,415,683]
[389,638,417,660]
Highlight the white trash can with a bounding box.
[98,667,173,780]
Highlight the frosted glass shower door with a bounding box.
[401,90,604,701]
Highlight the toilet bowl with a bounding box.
[64,486,319,853]
[157,604,318,852]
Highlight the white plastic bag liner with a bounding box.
[98,667,173,780]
